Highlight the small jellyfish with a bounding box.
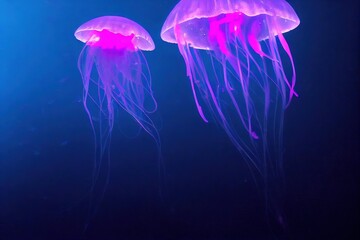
[161,0,300,225]
[74,16,160,185]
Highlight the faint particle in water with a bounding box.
[47,99,55,105]
[32,150,40,156]
[60,140,69,146]
[59,77,69,84]
[73,96,82,103]
[161,0,300,228]
[90,115,100,122]
[28,127,37,133]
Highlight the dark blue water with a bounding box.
[0,0,359,239]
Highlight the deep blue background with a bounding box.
[0,0,359,239]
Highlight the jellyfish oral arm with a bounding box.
[276,30,298,104]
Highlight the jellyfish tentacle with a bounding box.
[175,24,209,122]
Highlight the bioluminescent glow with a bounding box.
[161,0,300,222]
[75,16,160,182]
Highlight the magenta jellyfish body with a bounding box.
[75,16,159,182]
[161,0,300,221]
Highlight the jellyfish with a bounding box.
[74,16,160,193]
[161,0,300,226]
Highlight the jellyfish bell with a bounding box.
[161,0,300,49]
[75,16,155,51]
[161,0,300,230]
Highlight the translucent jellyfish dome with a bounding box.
[161,0,300,49]
[75,16,155,51]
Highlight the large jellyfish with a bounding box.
[161,0,300,225]
[74,16,160,192]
